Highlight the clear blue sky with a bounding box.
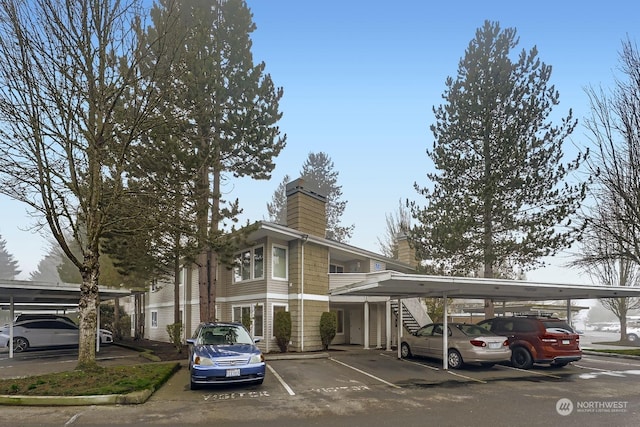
[1,0,638,284]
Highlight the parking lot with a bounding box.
[1,338,640,426]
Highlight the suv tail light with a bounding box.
[470,339,487,347]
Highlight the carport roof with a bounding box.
[0,279,133,308]
[330,271,640,301]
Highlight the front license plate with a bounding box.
[226,368,241,377]
[488,342,501,349]
[562,339,570,345]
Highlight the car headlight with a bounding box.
[194,356,214,366]
[250,353,265,364]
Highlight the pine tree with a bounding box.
[410,21,588,314]
[0,234,21,279]
[266,174,290,225]
[146,0,286,322]
[29,242,63,283]
[267,152,354,243]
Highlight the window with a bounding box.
[254,304,264,338]
[232,304,264,338]
[151,311,158,329]
[329,264,344,273]
[332,309,344,334]
[272,245,288,279]
[254,247,264,278]
[272,305,288,337]
[238,250,251,280]
[233,246,264,282]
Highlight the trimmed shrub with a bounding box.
[320,312,337,350]
[274,310,292,352]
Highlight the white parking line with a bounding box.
[267,364,295,396]
[329,357,401,388]
[379,352,440,371]
[495,365,562,379]
[446,370,486,383]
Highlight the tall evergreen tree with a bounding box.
[377,199,411,258]
[29,242,63,283]
[267,152,354,243]
[266,174,290,225]
[0,234,21,279]
[409,21,588,316]
[146,0,286,322]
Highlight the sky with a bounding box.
[1,0,638,284]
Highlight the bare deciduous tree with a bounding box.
[572,37,640,341]
[0,0,174,368]
[581,37,640,265]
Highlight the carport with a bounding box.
[330,271,640,369]
[0,279,132,358]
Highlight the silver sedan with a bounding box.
[400,322,511,369]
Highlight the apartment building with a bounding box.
[145,178,430,352]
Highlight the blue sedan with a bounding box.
[187,322,265,389]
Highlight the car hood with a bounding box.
[194,343,260,358]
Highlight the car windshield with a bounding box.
[199,325,253,345]
[457,324,495,337]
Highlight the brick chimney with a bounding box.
[286,178,327,237]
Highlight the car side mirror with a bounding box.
[186,338,195,345]
[254,338,261,344]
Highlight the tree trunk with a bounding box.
[77,255,100,369]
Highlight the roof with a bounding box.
[330,271,640,301]
[249,221,415,272]
[0,279,133,309]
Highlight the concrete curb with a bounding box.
[265,352,330,361]
[582,349,640,360]
[0,388,154,406]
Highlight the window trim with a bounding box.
[232,303,264,339]
[233,245,265,283]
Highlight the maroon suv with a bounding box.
[477,316,581,369]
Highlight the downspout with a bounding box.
[300,234,308,352]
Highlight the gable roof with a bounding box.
[247,221,415,273]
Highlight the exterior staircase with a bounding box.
[391,299,424,334]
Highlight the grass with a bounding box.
[0,363,179,396]
[587,347,640,356]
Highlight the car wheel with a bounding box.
[190,379,200,390]
[255,378,264,385]
[448,349,463,369]
[511,347,533,369]
[13,337,29,353]
[400,342,412,358]
[627,334,638,342]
